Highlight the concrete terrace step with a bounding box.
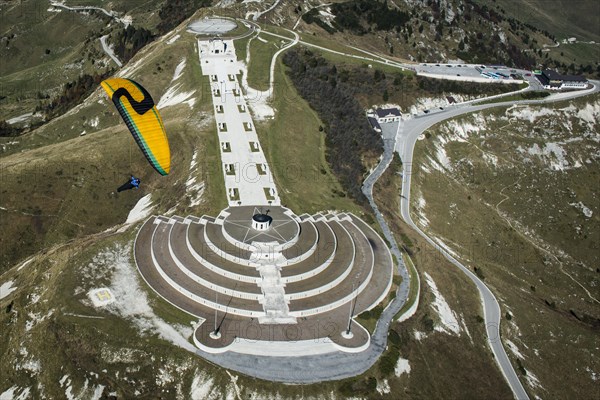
[287,220,375,315]
[151,221,264,315]
[280,220,318,261]
[204,221,253,261]
[169,222,262,295]
[279,221,337,280]
[186,222,260,279]
[183,215,203,224]
[342,217,393,315]
[284,220,355,296]
[136,218,247,319]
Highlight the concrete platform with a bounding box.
[133,206,393,355]
[221,206,299,246]
[188,17,237,35]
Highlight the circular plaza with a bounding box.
[134,206,393,355]
[187,17,238,35]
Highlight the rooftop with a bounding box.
[375,107,401,118]
[222,206,299,245]
[367,116,382,132]
[542,70,587,82]
[252,213,272,223]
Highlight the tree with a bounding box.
[282,49,383,204]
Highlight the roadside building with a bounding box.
[367,116,382,133]
[374,107,401,123]
[536,70,588,90]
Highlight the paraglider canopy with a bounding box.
[101,78,171,176]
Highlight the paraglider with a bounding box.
[117,176,141,192]
[100,78,171,186]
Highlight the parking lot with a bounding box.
[415,62,529,84]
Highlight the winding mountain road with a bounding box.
[396,81,599,400]
[239,23,598,394]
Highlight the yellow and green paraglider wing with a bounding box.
[101,78,170,175]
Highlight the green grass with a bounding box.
[298,32,367,58]
[314,48,415,77]
[1,226,350,399]
[223,20,253,38]
[355,304,384,334]
[0,5,109,120]
[546,42,600,67]
[295,35,416,77]
[254,58,364,215]
[410,95,600,399]
[395,253,420,319]
[0,231,199,399]
[0,32,224,273]
[247,35,280,91]
[0,16,526,398]
[261,25,296,41]
[476,0,600,42]
[0,128,148,274]
[477,90,550,104]
[0,0,170,121]
[233,35,252,63]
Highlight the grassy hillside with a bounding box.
[2,1,598,397]
[0,0,111,121]
[409,94,600,399]
[254,57,365,216]
[293,0,600,77]
[476,0,600,42]
[0,20,508,396]
[0,0,209,123]
[0,27,220,275]
[475,0,600,68]
[0,230,349,399]
[247,34,280,91]
[371,156,514,399]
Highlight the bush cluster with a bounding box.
[283,49,383,205]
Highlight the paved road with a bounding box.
[100,35,123,67]
[192,246,410,383]
[194,276,410,383]
[193,19,597,388]
[362,121,409,286]
[396,80,599,400]
[268,28,299,89]
[262,29,546,94]
[50,0,128,25]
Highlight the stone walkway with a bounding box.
[198,38,280,206]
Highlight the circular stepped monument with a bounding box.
[134,206,393,355]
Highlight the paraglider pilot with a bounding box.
[117,175,141,192]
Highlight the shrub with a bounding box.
[283,49,383,205]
